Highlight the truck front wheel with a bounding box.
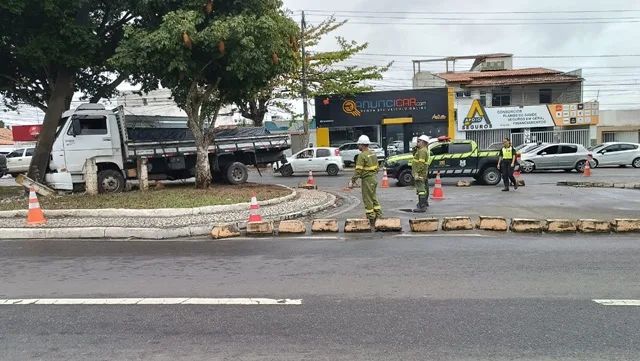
[480,167,501,186]
[226,162,249,185]
[98,169,125,193]
[397,168,414,186]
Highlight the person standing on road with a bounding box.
[412,135,430,212]
[348,135,382,225]
[497,137,518,192]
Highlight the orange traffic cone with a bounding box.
[248,194,262,222]
[307,170,314,185]
[583,156,591,177]
[431,172,445,200]
[25,186,46,225]
[380,168,389,188]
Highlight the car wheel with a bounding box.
[326,164,339,176]
[225,162,249,185]
[11,173,19,178]
[633,157,640,168]
[575,160,586,173]
[521,162,535,173]
[397,168,413,187]
[481,167,501,186]
[592,159,599,168]
[97,169,125,193]
[280,164,294,177]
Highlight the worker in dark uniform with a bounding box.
[497,137,518,191]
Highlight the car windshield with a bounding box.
[588,144,606,151]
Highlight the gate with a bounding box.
[511,129,590,147]
[464,129,511,149]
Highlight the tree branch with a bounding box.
[89,73,128,103]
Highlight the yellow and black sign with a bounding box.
[462,99,491,130]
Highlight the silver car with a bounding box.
[520,143,595,173]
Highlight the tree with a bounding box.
[0,0,186,182]
[111,0,298,189]
[234,15,392,128]
[0,120,4,128]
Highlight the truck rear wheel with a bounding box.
[480,167,501,185]
[98,169,125,193]
[225,162,248,185]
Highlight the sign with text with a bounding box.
[458,100,599,131]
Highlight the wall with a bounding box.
[599,109,640,126]
[412,72,447,89]
[506,83,582,106]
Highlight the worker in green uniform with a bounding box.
[412,134,430,212]
[497,137,518,192]
[348,135,382,226]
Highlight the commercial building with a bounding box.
[413,53,593,147]
[597,109,640,143]
[313,88,452,153]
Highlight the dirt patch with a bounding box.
[0,183,291,211]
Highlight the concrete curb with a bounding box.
[0,185,297,218]
[0,192,337,240]
[557,181,640,189]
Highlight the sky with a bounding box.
[2,0,640,125]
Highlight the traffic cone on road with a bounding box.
[248,194,262,223]
[584,156,592,177]
[307,170,315,185]
[25,186,46,225]
[431,172,445,200]
[380,168,389,188]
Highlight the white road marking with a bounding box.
[0,298,302,305]
[593,299,640,306]
[394,233,489,237]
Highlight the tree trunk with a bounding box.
[194,145,211,189]
[27,68,75,182]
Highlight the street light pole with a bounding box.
[300,11,310,146]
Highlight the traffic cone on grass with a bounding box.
[25,186,46,225]
[248,194,262,222]
[380,168,389,188]
[431,172,445,200]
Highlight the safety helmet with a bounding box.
[418,135,430,143]
[356,135,371,145]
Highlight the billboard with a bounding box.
[11,125,42,141]
[458,100,599,131]
[314,88,449,127]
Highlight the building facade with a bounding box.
[597,109,640,143]
[413,54,592,148]
[313,88,452,153]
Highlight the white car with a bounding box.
[590,142,640,168]
[338,142,385,166]
[273,147,344,176]
[5,147,34,177]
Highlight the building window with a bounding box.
[479,91,486,106]
[539,89,552,104]
[492,90,511,106]
[455,90,472,98]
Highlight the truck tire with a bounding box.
[480,167,501,186]
[280,164,294,177]
[225,162,249,185]
[11,173,19,178]
[397,168,414,187]
[97,169,125,193]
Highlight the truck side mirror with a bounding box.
[71,118,81,136]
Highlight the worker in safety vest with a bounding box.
[348,135,383,226]
[497,137,518,191]
[412,134,430,211]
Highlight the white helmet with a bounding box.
[418,135,430,143]
[356,135,371,145]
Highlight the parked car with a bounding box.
[338,142,385,166]
[273,147,344,176]
[519,143,595,173]
[5,147,34,177]
[516,142,548,154]
[0,154,7,177]
[387,141,403,155]
[589,142,640,168]
[485,142,503,150]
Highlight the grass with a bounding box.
[0,183,291,211]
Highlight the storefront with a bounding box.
[314,88,452,154]
[457,99,600,148]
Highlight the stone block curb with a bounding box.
[344,219,372,232]
[0,185,297,219]
[476,216,508,231]
[546,219,577,233]
[557,181,640,189]
[610,219,640,233]
[576,219,610,233]
[311,219,340,233]
[442,216,473,231]
[277,220,306,234]
[375,218,402,232]
[509,219,548,233]
[409,218,439,232]
[246,221,274,236]
[211,225,241,239]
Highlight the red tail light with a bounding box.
[334,149,340,156]
[588,153,592,158]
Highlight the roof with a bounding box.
[0,128,13,145]
[435,68,583,87]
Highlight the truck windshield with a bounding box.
[54,116,69,140]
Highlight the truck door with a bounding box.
[63,115,116,173]
[447,142,478,175]
[428,143,449,176]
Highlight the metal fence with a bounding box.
[511,129,590,147]
[464,129,511,149]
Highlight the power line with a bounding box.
[305,13,640,21]
[302,9,640,15]
[315,20,640,26]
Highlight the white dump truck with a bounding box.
[44,103,291,193]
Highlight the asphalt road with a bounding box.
[2,235,640,360]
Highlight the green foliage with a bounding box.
[235,15,392,125]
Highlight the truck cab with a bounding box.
[48,104,125,191]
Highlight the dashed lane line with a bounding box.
[593,299,640,306]
[0,298,303,305]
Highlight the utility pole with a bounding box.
[300,11,310,146]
